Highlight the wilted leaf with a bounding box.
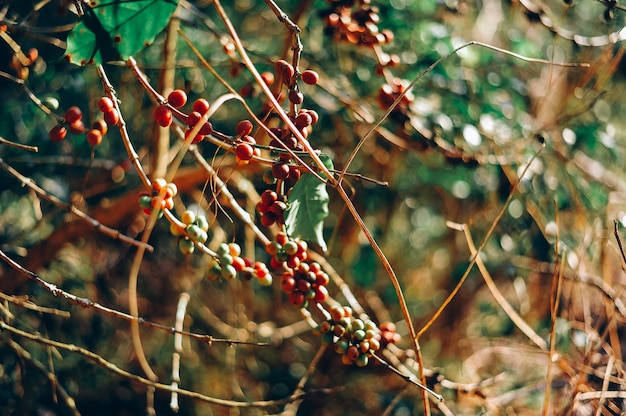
[285,154,333,252]
[65,0,178,66]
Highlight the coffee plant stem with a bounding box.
[152,10,180,179]
[211,4,431,409]
[280,344,328,416]
[371,354,443,402]
[210,1,331,183]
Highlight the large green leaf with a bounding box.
[285,154,333,252]
[65,0,178,66]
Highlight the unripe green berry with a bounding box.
[187,224,203,241]
[216,243,230,256]
[179,238,195,255]
[221,264,237,280]
[355,354,369,367]
[220,254,234,266]
[206,259,222,281]
[195,215,209,232]
[283,240,298,256]
[139,195,153,209]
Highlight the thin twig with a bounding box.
[0,292,71,317]
[613,220,626,270]
[339,41,589,184]
[7,339,81,416]
[0,319,324,408]
[419,145,545,339]
[0,157,153,252]
[371,354,443,402]
[170,292,190,413]
[0,136,38,152]
[455,222,549,351]
[0,248,268,347]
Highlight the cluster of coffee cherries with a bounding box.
[138,178,177,217]
[206,242,272,286]
[265,232,308,270]
[48,104,110,146]
[280,261,329,307]
[317,305,381,367]
[256,189,288,228]
[320,0,394,47]
[169,210,209,255]
[154,89,213,144]
[376,78,414,122]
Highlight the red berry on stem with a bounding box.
[199,121,212,136]
[274,59,289,74]
[235,120,253,136]
[155,105,172,127]
[294,112,312,129]
[235,143,255,161]
[86,129,103,146]
[187,111,201,127]
[272,162,290,180]
[167,89,187,108]
[275,232,288,246]
[68,120,85,135]
[301,70,319,85]
[260,212,277,227]
[305,109,319,124]
[92,119,108,135]
[281,275,296,292]
[193,98,210,114]
[103,109,119,126]
[49,125,67,142]
[64,106,82,124]
[289,291,305,306]
[314,285,328,302]
[97,97,114,113]
[288,90,304,105]
[261,190,278,206]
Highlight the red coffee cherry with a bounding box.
[154,105,172,127]
[103,109,120,126]
[167,89,187,108]
[64,106,82,124]
[49,125,67,142]
[301,70,319,85]
[86,129,103,146]
[97,96,114,113]
[192,98,210,114]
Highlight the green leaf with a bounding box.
[65,0,178,66]
[284,154,333,252]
